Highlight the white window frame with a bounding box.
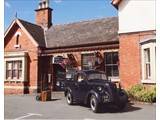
[4,52,27,82]
[6,60,22,80]
[14,31,21,48]
[104,49,120,82]
[141,41,156,83]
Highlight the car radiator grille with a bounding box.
[105,84,118,102]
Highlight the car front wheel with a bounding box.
[90,95,100,113]
[66,92,73,105]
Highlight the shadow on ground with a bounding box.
[50,98,61,101]
[35,98,61,102]
[79,102,142,113]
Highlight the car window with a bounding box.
[88,73,107,80]
[77,73,85,82]
[66,73,74,81]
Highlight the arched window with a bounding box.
[14,32,21,48]
[16,34,19,45]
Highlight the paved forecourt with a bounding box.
[4,92,156,120]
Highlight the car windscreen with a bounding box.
[87,73,107,81]
[66,72,74,81]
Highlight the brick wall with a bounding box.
[35,8,52,28]
[4,25,39,94]
[119,30,155,89]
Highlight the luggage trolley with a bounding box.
[36,74,52,101]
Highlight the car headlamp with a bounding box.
[97,86,103,91]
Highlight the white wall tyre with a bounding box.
[66,92,73,105]
[90,95,100,113]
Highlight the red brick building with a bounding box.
[4,0,155,94]
[112,0,156,88]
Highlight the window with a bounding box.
[104,52,119,77]
[5,52,27,82]
[6,61,22,80]
[144,48,151,79]
[82,53,95,70]
[141,40,156,83]
[16,35,19,45]
[77,72,86,82]
[14,32,21,48]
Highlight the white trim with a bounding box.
[5,51,27,58]
[103,49,119,52]
[141,41,156,84]
[52,53,68,58]
[14,31,22,37]
[4,19,16,37]
[140,36,156,44]
[14,44,21,48]
[4,51,28,82]
[81,51,95,54]
[108,77,120,82]
[142,80,156,84]
[118,29,156,34]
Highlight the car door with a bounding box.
[75,72,88,102]
[65,71,77,91]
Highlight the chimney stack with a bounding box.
[35,0,53,30]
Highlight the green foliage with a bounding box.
[127,84,156,103]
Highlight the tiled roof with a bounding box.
[45,17,118,48]
[18,19,46,47]
[17,17,118,48]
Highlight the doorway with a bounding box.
[53,64,66,91]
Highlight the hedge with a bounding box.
[127,84,156,103]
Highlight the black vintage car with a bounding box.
[64,70,128,113]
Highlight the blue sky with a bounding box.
[4,0,117,30]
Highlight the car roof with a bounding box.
[66,69,105,74]
[82,70,105,74]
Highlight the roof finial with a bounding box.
[15,12,17,18]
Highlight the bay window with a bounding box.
[141,39,156,83]
[4,52,27,82]
[6,61,22,80]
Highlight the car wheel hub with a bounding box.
[67,93,71,103]
[90,98,96,110]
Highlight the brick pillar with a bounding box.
[119,33,141,89]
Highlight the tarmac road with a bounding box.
[4,92,156,120]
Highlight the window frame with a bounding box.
[104,51,119,81]
[14,32,21,48]
[141,41,156,83]
[144,48,151,79]
[81,52,96,70]
[6,61,22,80]
[4,52,27,82]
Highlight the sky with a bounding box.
[4,0,117,30]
